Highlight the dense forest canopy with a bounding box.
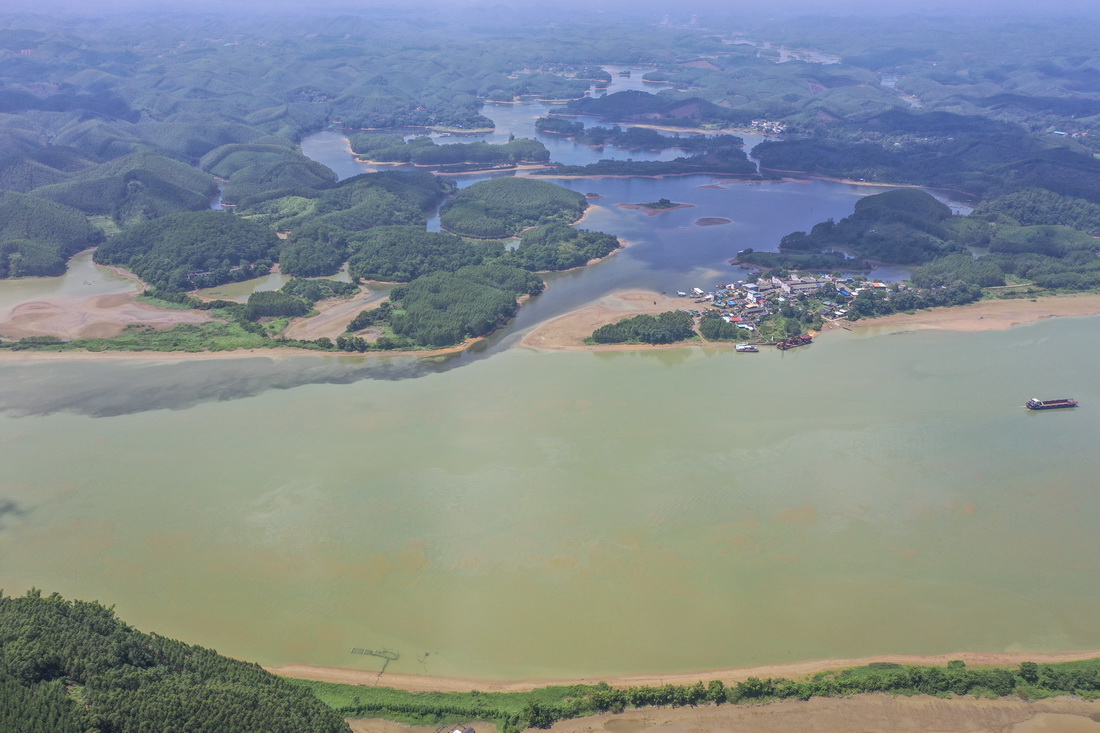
[349,135,550,167]
[439,177,588,238]
[94,210,280,290]
[0,589,350,733]
[0,190,102,277]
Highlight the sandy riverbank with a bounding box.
[268,650,1100,694]
[521,290,699,351]
[523,290,1100,352]
[845,294,1100,332]
[6,289,1100,361]
[0,292,211,341]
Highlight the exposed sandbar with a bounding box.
[842,294,1100,332]
[0,292,210,341]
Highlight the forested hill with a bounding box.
[0,589,350,733]
[0,191,102,278]
[439,177,588,238]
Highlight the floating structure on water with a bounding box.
[735,343,758,352]
[776,334,813,350]
[1025,398,1078,410]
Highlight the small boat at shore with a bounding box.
[1025,398,1078,410]
[735,343,758,352]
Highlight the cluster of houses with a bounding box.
[749,119,787,135]
[677,274,892,329]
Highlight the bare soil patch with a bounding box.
[282,291,384,341]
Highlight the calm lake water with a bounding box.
[0,79,1096,682]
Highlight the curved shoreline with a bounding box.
[9,290,1100,362]
[267,649,1100,692]
[522,290,1100,352]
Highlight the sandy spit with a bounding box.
[521,290,703,352]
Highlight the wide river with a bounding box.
[1,70,1097,682]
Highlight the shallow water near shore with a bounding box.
[1,316,1099,679]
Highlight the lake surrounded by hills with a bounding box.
[0,75,1098,681]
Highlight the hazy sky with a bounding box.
[4,0,1100,18]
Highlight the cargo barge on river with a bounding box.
[1025,398,1078,410]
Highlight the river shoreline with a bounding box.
[267,649,1100,693]
[6,291,1100,361]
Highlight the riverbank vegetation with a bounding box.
[6,587,1099,733]
[588,311,696,344]
[0,590,350,733]
[295,657,1100,733]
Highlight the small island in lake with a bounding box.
[618,198,695,215]
[696,217,732,226]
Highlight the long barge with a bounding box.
[1025,398,1078,410]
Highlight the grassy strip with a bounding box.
[292,659,1100,732]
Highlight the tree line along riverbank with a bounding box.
[4,588,1099,733]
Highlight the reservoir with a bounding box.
[1,319,1098,680]
[0,74,1096,683]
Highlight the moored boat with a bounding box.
[776,334,813,351]
[735,343,758,352]
[1025,398,1078,410]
